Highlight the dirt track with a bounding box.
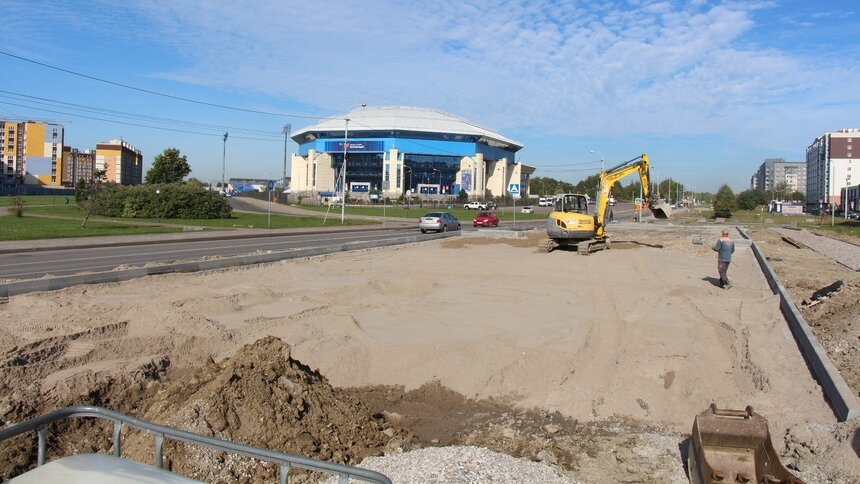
[0,222,858,483]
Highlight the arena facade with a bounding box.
[290,106,533,201]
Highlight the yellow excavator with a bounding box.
[544,153,670,253]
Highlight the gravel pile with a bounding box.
[772,228,860,270]
[324,446,575,484]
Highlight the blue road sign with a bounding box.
[509,183,520,194]
[267,180,275,191]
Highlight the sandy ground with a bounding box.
[1,221,858,482]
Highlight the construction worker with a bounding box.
[712,229,735,289]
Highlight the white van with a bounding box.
[538,197,548,207]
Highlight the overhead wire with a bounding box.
[0,100,279,141]
[0,50,327,120]
[0,90,283,138]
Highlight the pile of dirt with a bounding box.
[348,382,688,482]
[127,336,413,482]
[0,337,413,483]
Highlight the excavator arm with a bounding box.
[594,154,666,238]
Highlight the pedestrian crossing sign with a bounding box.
[509,183,520,194]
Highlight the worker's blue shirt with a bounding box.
[713,238,735,262]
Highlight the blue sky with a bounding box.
[1,0,858,192]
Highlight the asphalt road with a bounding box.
[0,228,421,281]
[1,199,634,282]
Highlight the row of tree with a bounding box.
[528,175,706,203]
[529,175,806,219]
[712,184,806,217]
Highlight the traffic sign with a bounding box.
[508,183,520,194]
[267,180,275,191]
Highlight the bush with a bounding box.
[86,183,232,219]
[10,196,25,217]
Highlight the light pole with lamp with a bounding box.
[282,124,291,197]
[221,132,228,195]
[341,118,349,224]
[831,160,835,227]
[590,150,604,205]
[431,168,440,193]
[403,165,412,209]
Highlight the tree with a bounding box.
[146,148,191,184]
[713,184,737,218]
[736,189,764,211]
[787,191,806,203]
[81,168,108,228]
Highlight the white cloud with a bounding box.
[5,0,860,190]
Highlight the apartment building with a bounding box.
[95,139,143,186]
[750,158,806,195]
[61,146,96,186]
[0,121,64,186]
[806,128,858,211]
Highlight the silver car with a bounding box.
[419,212,461,233]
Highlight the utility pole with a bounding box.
[590,150,604,203]
[282,124,291,190]
[341,118,349,224]
[221,132,228,194]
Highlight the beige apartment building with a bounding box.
[95,139,143,186]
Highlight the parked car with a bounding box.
[473,211,499,227]
[419,212,461,233]
[847,211,859,220]
[521,206,535,214]
[464,201,488,210]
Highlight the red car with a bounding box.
[473,211,499,227]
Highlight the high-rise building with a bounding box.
[806,129,858,211]
[62,146,96,186]
[95,139,143,186]
[0,121,64,186]
[750,158,806,196]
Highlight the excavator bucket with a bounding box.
[688,404,803,484]
[650,200,671,219]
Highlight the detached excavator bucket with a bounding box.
[650,200,671,219]
[688,404,803,484]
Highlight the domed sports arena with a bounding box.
[290,106,533,201]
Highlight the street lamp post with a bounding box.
[221,132,228,194]
[590,150,604,204]
[342,118,349,224]
[282,124,291,193]
[431,168,440,197]
[831,160,835,227]
[403,166,412,190]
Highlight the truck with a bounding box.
[464,201,488,210]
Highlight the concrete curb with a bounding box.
[738,227,860,422]
[0,232,456,298]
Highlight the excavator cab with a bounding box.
[556,194,589,214]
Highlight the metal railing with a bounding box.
[0,405,392,484]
